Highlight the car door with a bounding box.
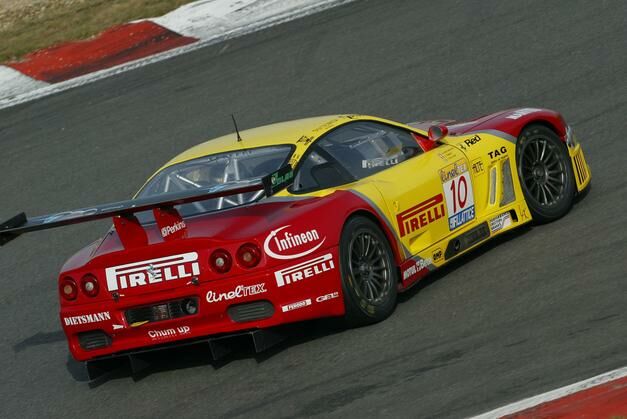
[365,131,476,257]
[288,120,477,258]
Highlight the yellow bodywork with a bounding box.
[154,114,591,272]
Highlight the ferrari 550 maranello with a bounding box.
[0,109,590,379]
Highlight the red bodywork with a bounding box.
[411,108,568,142]
[12,107,572,364]
[59,190,389,361]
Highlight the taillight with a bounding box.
[210,249,232,274]
[81,274,100,297]
[236,243,261,268]
[60,277,78,301]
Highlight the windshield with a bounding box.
[137,145,292,220]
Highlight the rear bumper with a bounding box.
[61,247,344,361]
[84,327,287,381]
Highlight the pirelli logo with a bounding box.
[396,194,446,237]
[105,252,200,292]
[274,253,335,287]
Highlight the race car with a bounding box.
[0,109,590,379]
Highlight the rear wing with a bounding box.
[0,165,294,248]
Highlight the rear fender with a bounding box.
[448,108,568,142]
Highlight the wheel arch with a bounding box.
[519,118,567,143]
[344,209,405,269]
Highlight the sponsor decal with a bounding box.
[264,225,326,260]
[441,159,476,230]
[316,291,340,303]
[440,159,468,183]
[459,135,481,151]
[488,146,508,159]
[161,221,186,238]
[205,283,267,303]
[432,248,443,262]
[489,212,513,233]
[396,194,446,237]
[402,258,432,281]
[464,134,481,147]
[296,135,314,145]
[437,149,458,162]
[361,157,398,169]
[263,165,294,196]
[281,299,312,313]
[471,158,485,174]
[63,311,111,326]
[275,253,335,287]
[148,326,191,340]
[105,252,200,292]
[112,324,124,330]
[505,108,539,120]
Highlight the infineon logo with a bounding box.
[105,252,200,291]
[263,225,326,260]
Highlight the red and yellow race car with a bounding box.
[0,109,590,379]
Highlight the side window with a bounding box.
[292,121,422,192]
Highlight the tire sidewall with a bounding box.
[516,125,576,222]
[339,216,398,325]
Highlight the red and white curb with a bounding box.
[470,366,627,418]
[0,0,354,110]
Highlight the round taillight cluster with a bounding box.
[209,244,262,273]
[237,243,261,268]
[210,249,232,274]
[60,274,100,301]
[81,274,100,297]
[60,277,78,301]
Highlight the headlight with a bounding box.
[565,125,578,148]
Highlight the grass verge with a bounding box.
[0,0,196,62]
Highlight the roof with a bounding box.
[162,115,344,169]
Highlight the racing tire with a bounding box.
[516,124,576,223]
[339,216,398,327]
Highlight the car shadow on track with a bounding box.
[397,224,534,303]
[67,224,537,387]
[68,318,347,387]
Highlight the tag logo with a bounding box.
[105,252,200,291]
[264,225,326,260]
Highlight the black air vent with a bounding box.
[78,330,112,350]
[228,301,274,323]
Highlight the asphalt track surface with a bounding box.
[0,0,626,417]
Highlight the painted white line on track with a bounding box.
[469,365,627,418]
[0,0,355,111]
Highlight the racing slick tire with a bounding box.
[339,216,398,327]
[516,124,576,223]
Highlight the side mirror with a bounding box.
[428,124,449,142]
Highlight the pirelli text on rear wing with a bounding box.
[0,165,294,248]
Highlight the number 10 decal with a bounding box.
[442,160,475,230]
